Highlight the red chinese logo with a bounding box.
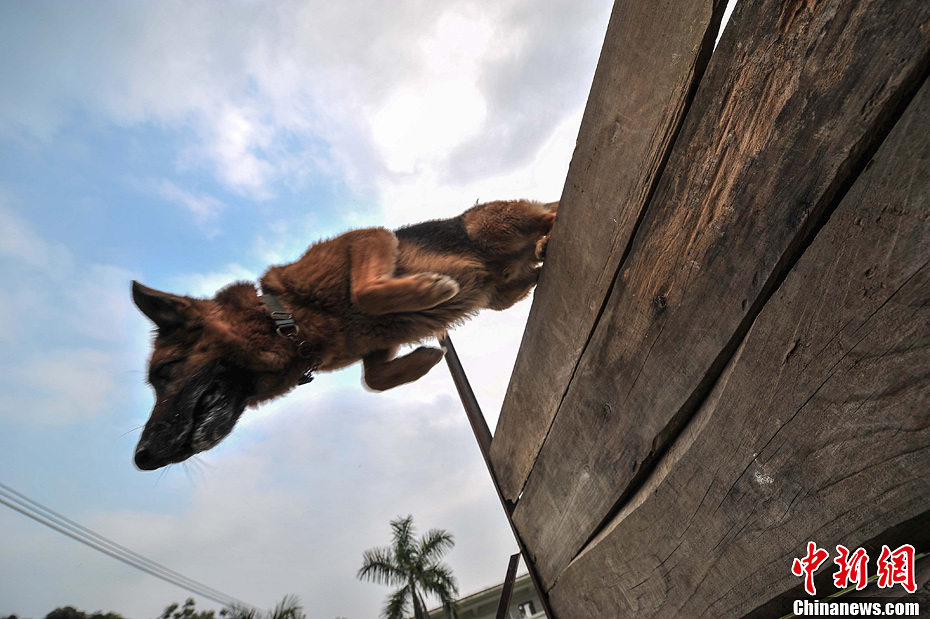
[833,545,869,591]
[792,541,830,595]
[792,542,918,596]
[876,544,916,594]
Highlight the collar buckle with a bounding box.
[260,292,317,386]
[276,323,300,339]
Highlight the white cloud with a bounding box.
[199,105,276,199]
[157,180,228,237]
[377,104,582,227]
[369,9,497,176]
[372,80,488,176]
[0,0,610,212]
[170,264,260,298]
[0,348,118,425]
[0,200,143,426]
[0,294,14,342]
[0,191,74,272]
[63,264,143,343]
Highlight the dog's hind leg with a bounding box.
[363,346,445,391]
[349,228,460,315]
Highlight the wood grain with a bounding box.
[490,0,726,502]
[512,0,930,588]
[548,74,930,617]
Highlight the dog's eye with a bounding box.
[149,360,182,386]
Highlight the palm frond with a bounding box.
[358,547,405,586]
[419,528,454,564]
[390,515,416,563]
[383,584,410,619]
[268,595,305,619]
[222,604,258,619]
[419,564,459,600]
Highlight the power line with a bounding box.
[0,482,257,610]
[0,483,236,603]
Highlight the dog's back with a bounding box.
[395,214,475,257]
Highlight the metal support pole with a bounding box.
[439,334,555,619]
[440,335,492,467]
[495,553,521,619]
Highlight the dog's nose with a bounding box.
[133,445,159,471]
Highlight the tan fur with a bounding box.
[131,199,557,469]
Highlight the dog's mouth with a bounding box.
[134,367,253,471]
[189,374,247,453]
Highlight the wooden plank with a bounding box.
[548,74,930,617]
[512,0,930,588]
[490,0,727,502]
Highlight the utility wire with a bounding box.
[0,493,240,607]
[0,482,257,610]
[0,483,237,604]
[0,485,237,605]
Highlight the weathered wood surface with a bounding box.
[548,75,930,618]
[511,0,930,589]
[490,0,727,502]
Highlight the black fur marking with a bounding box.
[394,216,477,257]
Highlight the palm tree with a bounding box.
[358,515,459,619]
[223,595,305,619]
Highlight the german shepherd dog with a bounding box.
[131,199,557,471]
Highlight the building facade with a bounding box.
[427,573,544,619]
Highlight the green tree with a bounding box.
[358,515,459,619]
[158,598,216,619]
[223,595,305,619]
[43,608,127,619]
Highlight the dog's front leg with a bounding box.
[349,228,460,314]
[363,346,445,391]
[488,265,543,310]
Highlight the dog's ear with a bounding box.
[131,280,195,330]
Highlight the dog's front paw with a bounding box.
[413,273,460,305]
[535,234,551,261]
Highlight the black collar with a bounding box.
[259,292,318,385]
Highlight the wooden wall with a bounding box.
[490,0,930,615]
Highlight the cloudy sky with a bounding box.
[0,1,616,617]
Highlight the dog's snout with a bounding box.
[133,444,159,471]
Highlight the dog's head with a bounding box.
[131,281,301,471]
